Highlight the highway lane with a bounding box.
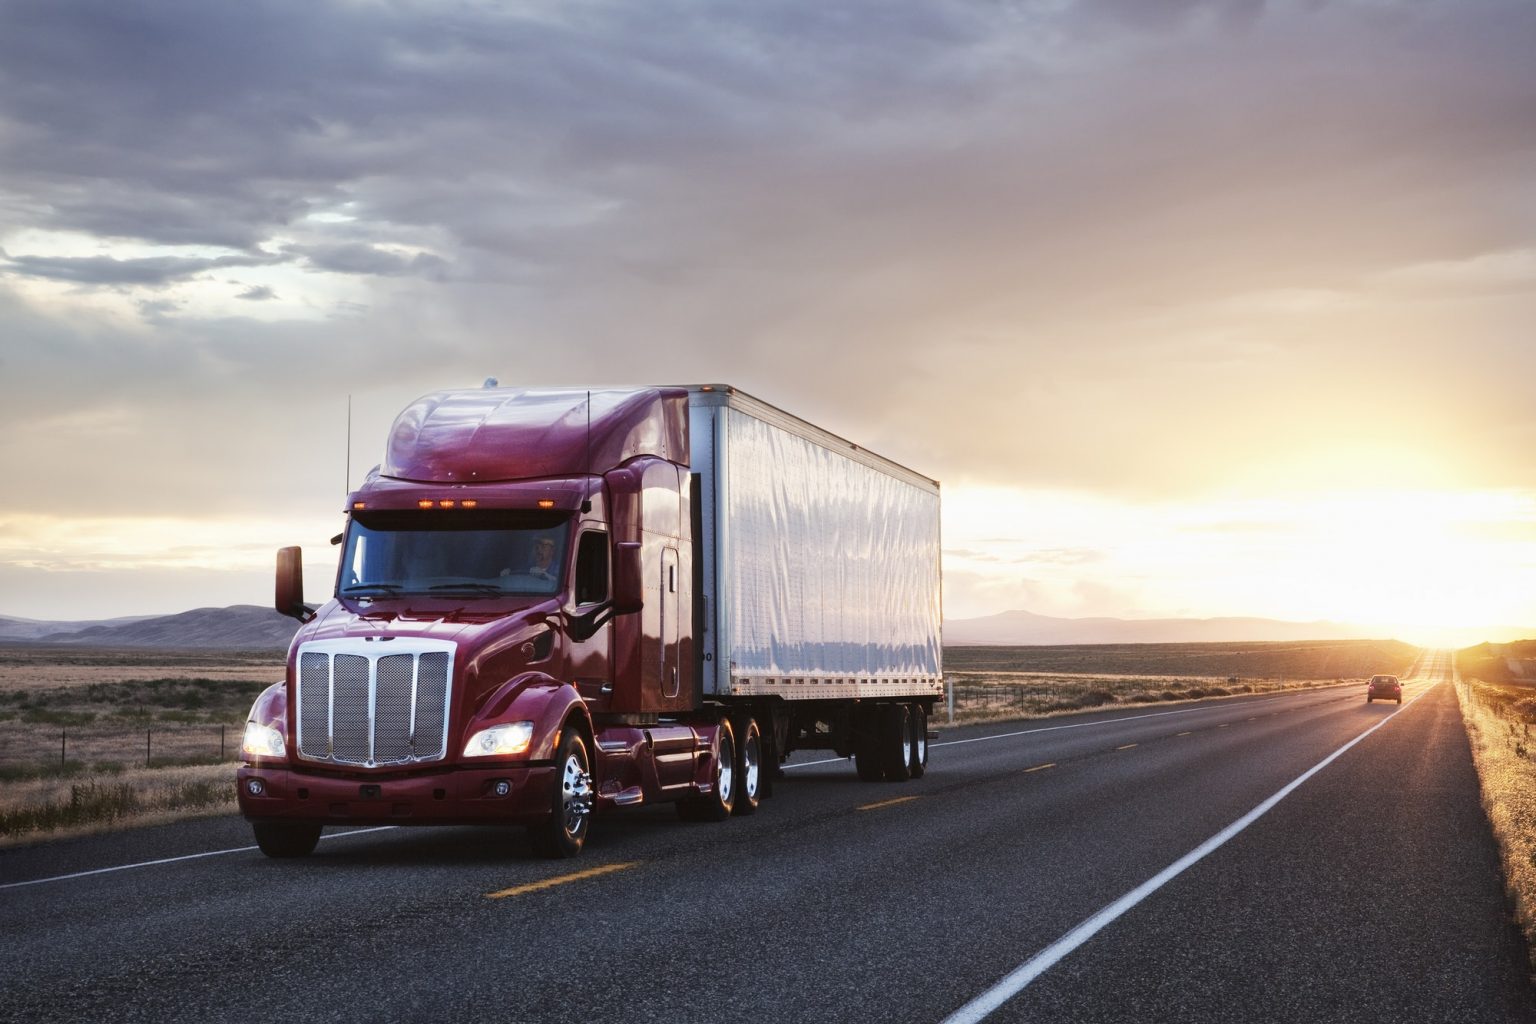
[2,653,1530,1023]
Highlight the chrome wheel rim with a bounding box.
[742,734,760,799]
[561,753,592,838]
[916,730,927,764]
[718,740,734,804]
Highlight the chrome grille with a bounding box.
[294,640,455,767]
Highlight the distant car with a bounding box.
[1367,674,1402,704]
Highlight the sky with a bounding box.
[2,0,1534,645]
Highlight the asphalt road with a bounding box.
[2,652,1531,1023]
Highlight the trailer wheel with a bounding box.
[883,703,912,783]
[679,720,737,822]
[733,717,762,816]
[252,821,322,858]
[854,708,883,781]
[908,703,928,779]
[529,731,594,858]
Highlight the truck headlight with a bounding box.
[463,722,534,757]
[242,722,286,758]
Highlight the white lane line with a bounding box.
[938,681,1440,1024]
[0,826,397,891]
[783,686,1353,771]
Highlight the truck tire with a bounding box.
[854,707,883,781]
[529,730,594,858]
[252,821,322,858]
[883,703,912,782]
[679,720,737,822]
[908,703,928,779]
[733,717,762,816]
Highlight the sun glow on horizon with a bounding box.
[943,484,1536,642]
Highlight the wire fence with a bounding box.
[1,723,244,775]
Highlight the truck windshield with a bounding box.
[339,510,570,597]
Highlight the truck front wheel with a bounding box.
[529,731,594,858]
[252,821,322,858]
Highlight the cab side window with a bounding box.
[574,531,609,606]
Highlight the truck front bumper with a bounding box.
[236,763,556,826]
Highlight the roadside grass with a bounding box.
[1453,661,1536,969]
[938,673,1357,727]
[0,763,237,846]
[0,650,279,845]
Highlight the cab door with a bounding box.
[661,546,680,699]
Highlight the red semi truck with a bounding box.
[238,384,942,857]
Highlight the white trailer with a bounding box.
[685,386,943,780]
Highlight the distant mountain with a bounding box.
[0,613,158,642]
[943,609,1376,645]
[4,605,299,650]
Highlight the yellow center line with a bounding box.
[857,795,922,812]
[1176,731,1192,736]
[485,860,640,900]
[1115,743,1137,751]
[1024,762,1056,773]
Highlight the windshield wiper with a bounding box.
[341,583,404,596]
[427,583,508,594]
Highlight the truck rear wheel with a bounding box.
[908,703,928,779]
[252,821,322,858]
[883,703,912,782]
[733,717,762,816]
[854,707,883,781]
[529,731,594,858]
[679,720,737,822]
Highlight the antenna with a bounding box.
[345,394,352,495]
[582,390,593,513]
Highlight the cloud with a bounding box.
[286,243,448,279]
[1,248,285,286]
[0,0,1533,538]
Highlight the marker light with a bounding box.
[353,502,366,510]
[461,500,478,509]
[537,499,556,509]
[439,500,456,508]
[243,722,286,758]
[463,722,535,757]
[418,499,434,509]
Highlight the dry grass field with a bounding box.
[0,646,281,845]
[1454,647,1536,968]
[942,639,1421,724]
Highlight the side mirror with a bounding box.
[612,541,644,614]
[276,546,314,623]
